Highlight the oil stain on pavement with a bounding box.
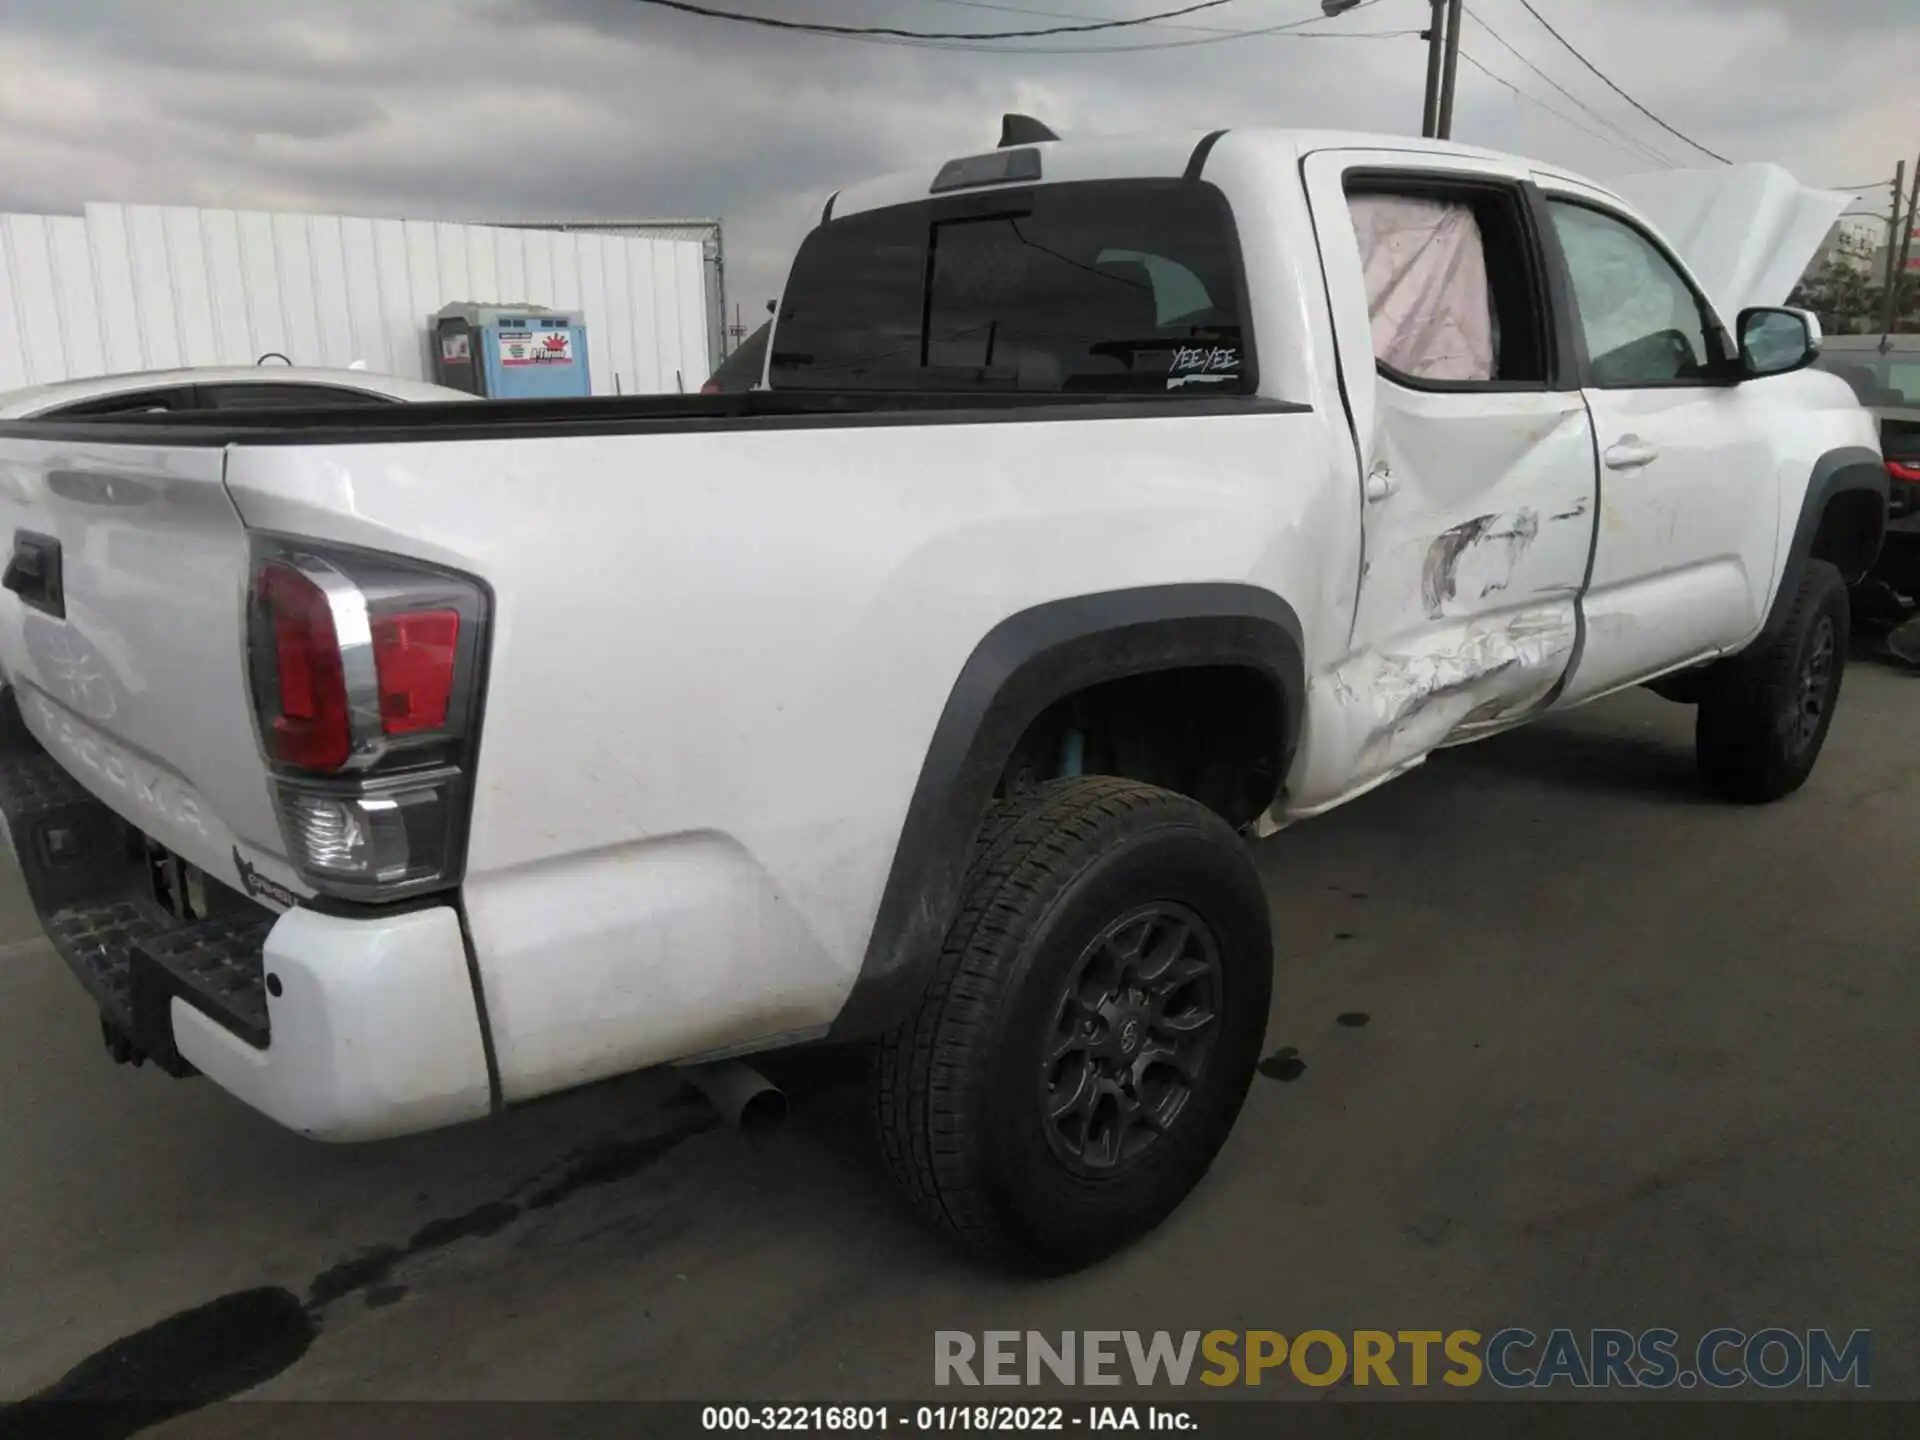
[3,1103,719,1436]
[1257,1045,1306,1081]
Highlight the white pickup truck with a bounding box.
[0,125,1885,1272]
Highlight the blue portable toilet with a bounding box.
[431,302,591,399]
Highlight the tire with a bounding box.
[872,776,1272,1272]
[1696,559,1848,803]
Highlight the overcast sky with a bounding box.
[0,0,1914,334]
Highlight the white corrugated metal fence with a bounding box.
[0,203,712,396]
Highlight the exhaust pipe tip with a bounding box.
[735,1084,788,1137]
[676,1059,787,1136]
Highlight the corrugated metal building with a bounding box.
[0,203,717,396]
[494,219,728,370]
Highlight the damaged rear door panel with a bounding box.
[1288,149,1598,813]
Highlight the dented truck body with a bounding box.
[0,127,1883,1153]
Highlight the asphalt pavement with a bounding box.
[2,662,1916,1413]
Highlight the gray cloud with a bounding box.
[0,0,1912,341]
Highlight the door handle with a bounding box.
[1604,437,1659,471]
[2,531,63,618]
[1365,465,1398,502]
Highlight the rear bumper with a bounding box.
[177,904,494,1141]
[0,708,492,1141]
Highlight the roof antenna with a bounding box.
[999,113,1059,148]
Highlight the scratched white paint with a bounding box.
[1293,142,1603,819]
[0,204,709,395]
[1335,605,1579,770]
[1273,603,1581,822]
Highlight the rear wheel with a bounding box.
[872,777,1272,1272]
[1696,559,1848,803]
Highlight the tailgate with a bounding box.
[0,435,293,896]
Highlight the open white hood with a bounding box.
[1611,164,1857,320]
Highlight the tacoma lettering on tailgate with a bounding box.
[32,692,209,837]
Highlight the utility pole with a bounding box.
[1325,0,1462,139]
[1420,0,1446,138]
[1893,159,1920,334]
[1434,0,1465,140]
[1882,162,1907,335]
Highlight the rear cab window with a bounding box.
[769,179,1255,396]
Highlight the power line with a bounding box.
[918,0,1277,33]
[716,4,1416,56]
[1461,5,1680,168]
[630,0,1410,54]
[627,0,1254,40]
[1455,50,1679,169]
[953,19,1417,54]
[1511,0,1730,164]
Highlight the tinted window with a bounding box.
[1548,201,1715,387]
[201,384,397,409]
[46,387,194,417]
[1815,354,1920,408]
[770,180,1252,395]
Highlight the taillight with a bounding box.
[372,610,459,734]
[256,562,351,771]
[246,539,489,903]
[1888,458,1920,484]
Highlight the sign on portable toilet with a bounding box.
[431,303,592,399]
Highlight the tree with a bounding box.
[1790,259,1875,334]
[1790,263,1919,336]
[1785,225,1920,334]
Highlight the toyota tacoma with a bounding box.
[0,123,1885,1271]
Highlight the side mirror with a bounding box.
[1738,306,1821,379]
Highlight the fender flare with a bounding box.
[1759,445,1888,643]
[828,583,1304,1041]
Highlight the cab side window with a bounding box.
[1346,180,1551,389]
[1546,200,1718,387]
